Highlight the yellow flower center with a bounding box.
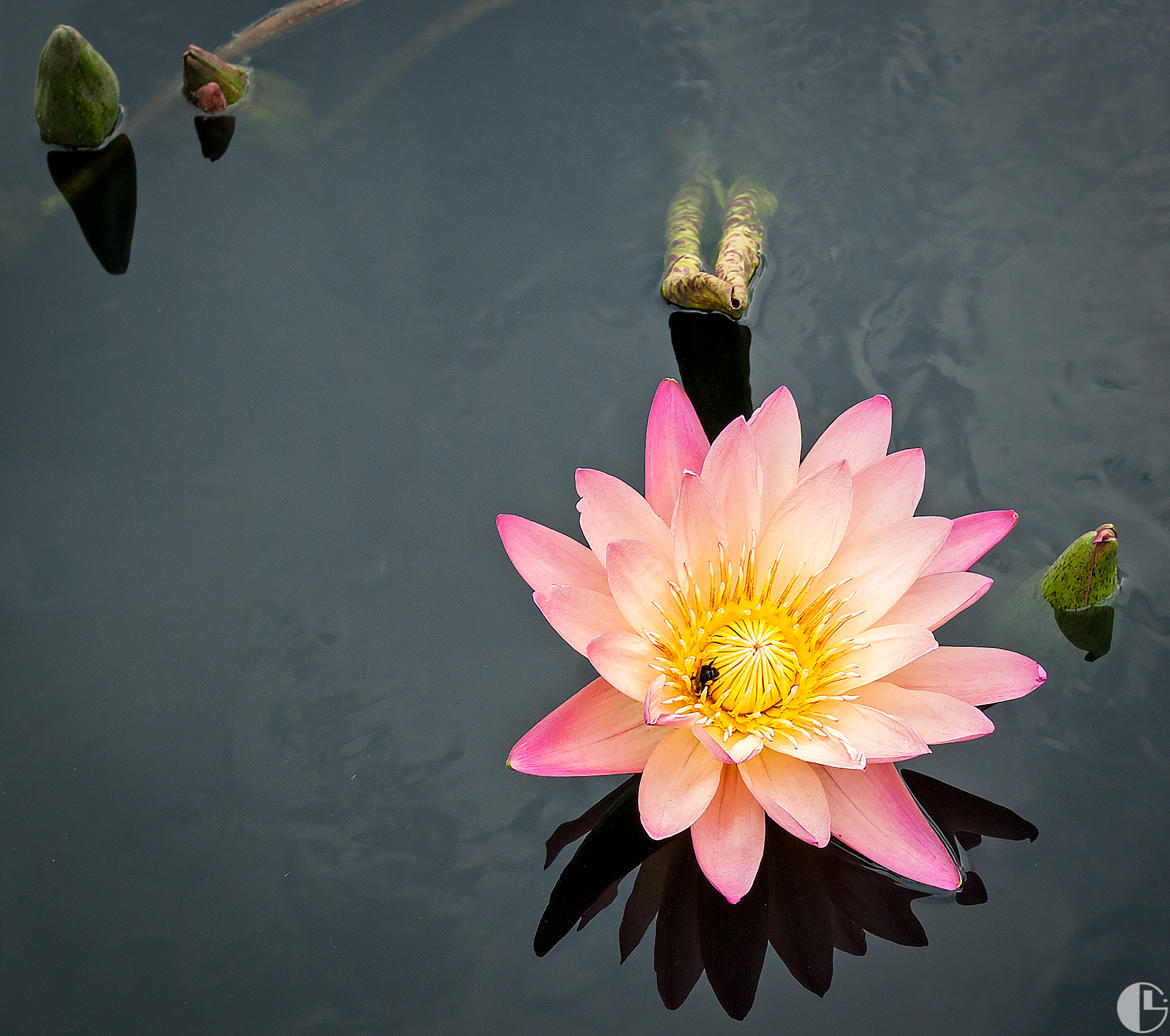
[647,546,862,746]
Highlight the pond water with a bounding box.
[2,0,1168,1032]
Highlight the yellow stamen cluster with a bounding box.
[645,545,863,747]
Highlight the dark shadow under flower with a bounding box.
[536,770,1036,1019]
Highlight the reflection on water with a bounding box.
[538,770,1036,1018]
[194,115,237,162]
[668,312,753,440]
[1052,603,1114,662]
[45,133,137,274]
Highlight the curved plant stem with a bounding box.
[220,0,368,60]
[661,174,737,315]
[713,179,777,314]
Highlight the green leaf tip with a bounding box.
[34,25,121,149]
[1041,524,1119,610]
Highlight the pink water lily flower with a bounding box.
[500,381,1045,903]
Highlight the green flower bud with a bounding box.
[34,25,120,149]
[182,46,249,109]
[1040,524,1119,609]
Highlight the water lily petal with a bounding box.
[798,395,892,481]
[828,702,931,763]
[756,460,852,582]
[672,472,728,588]
[638,727,723,838]
[692,725,763,764]
[739,751,830,845]
[768,729,865,768]
[815,516,952,635]
[497,514,610,595]
[877,572,993,630]
[748,385,801,519]
[508,677,664,776]
[644,674,694,727]
[838,623,938,691]
[888,646,1046,705]
[605,538,676,635]
[701,417,763,558]
[857,681,995,744]
[690,765,766,904]
[586,630,658,701]
[577,468,672,564]
[842,449,925,545]
[534,585,633,655]
[922,509,1018,576]
[819,763,961,890]
[645,379,709,522]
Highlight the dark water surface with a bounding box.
[2,1,1168,1032]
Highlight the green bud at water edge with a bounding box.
[34,25,121,148]
[1040,524,1119,609]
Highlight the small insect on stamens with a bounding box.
[694,662,720,697]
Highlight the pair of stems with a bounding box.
[662,176,777,319]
